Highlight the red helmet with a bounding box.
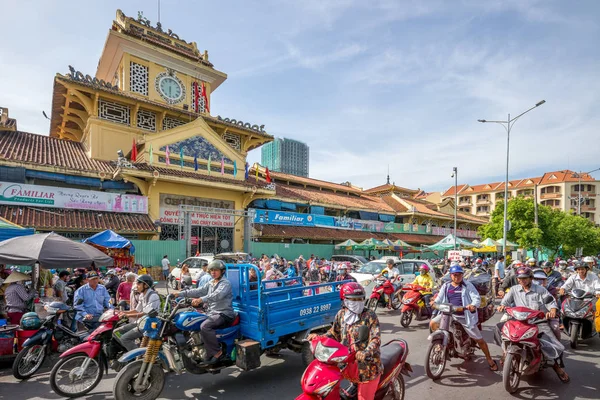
[339,282,365,301]
[516,266,533,279]
[475,258,483,264]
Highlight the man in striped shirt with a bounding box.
[4,271,35,324]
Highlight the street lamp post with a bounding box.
[478,100,546,260]
[451,167,458,249]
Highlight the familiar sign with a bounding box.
[448,250,462,261]
[0,181,147,214]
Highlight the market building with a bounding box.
[0,10,275,253]
[440,170,600,225]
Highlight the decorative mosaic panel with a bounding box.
[137,109,156,131]
[98,99,130,125]
[130,62,149,96]
[190,83,206,113]
[223,132,241,151]
[162,116,186,130]
[160,136,232,164]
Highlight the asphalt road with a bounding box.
[1,302,599,400]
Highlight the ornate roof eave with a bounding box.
[117,167,274,195]
[51,73,273,140]
[0,157,112,179]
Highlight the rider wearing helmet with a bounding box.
[498,260,524,297]
[104,269,121,298]
[558,260,570,279]
[541,261,563,289]
[559,260,600,298]
[308,282,382,398]
[583,256,596,272]
[412,264,434,308]
[526,258,537,268]
[116,274,162,351]
[498,267,568,382]
[431,265,498,371]
[178,260,235,366]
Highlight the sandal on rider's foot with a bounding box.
[488,360,499,371]
[553,365,570,383]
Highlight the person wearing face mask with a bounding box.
[307,282,381,400]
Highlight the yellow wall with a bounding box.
[120,54,212,111]
[147,181,246,251]
[86,118,139,161]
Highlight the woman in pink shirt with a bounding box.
[117,273,135,306]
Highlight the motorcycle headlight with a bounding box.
[314,341,338,362]
[520,327,538,340]
[573,307,589,318]
[510,310,531,321]
[402,298,412,305]
[137,315,148,332]
[99,310,115,322]
[502,323,510,338]
[437,304,451,313]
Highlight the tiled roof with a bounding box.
[257,224,443,244]
[0,130,113,173]
[0,205,157,234]
[129,163,272,190]
[381,196,409,212]
[363,183,418,195]
[264,169,362,194]
[275,184,395,213]
[442,170,596,197]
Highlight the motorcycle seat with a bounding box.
[380,342,403,377]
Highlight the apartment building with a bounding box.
[441,170,599,225]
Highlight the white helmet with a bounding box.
[583,256,594,263]
[527,258,536,264]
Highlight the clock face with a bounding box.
[159,77,182,100]
[155,71,186,104]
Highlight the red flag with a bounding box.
[193,82,200,112]
[131,138,137,162]
[201,82,210,113]
[265,167,272,183]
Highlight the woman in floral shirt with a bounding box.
[309,282,382,399]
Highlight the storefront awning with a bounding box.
[257,224,444,245]
[0,205,157,234]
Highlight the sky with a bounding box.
[1,0,599,193]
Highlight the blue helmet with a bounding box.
[449,265,464,274]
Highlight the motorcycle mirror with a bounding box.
[357,325,369,342]
[148,309,159,318]
[118,300,128,310]
[76,298,84,305]
[543,295,554,304]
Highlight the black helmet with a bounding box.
[542,261,553,269]
[207,260,226,272]
[136,274,154,289]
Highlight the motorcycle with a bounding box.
[399,284,432,328]
[496,305,559,394]
[112,296,241,400]
[367,277,403,312]
[49,302,129,398]
[425,302,481,380]
[562,288,598,349]
[12,300,89,380]
[296,325,411,400]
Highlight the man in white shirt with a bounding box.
[559,263,600,296]
[494,256,505,296]
[161,255,170,280]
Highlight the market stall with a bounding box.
[83,230,135,269]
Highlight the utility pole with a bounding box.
[534,183,539,259]
[451,167,458,249]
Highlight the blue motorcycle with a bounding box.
[113,295,240,400]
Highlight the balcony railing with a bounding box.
[458,199,472,205]
[540,192,562,199]
[581,206,597,212]
[571,191,596,197]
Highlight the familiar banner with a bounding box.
[0,181,147,214]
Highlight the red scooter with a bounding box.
[399,284,433,328]
[367,277,403,312]
[49,308,129,398]
[497,306,555,394]
[296,326,411,400]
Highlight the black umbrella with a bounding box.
[0,232,114,269]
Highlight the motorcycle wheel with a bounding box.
[400,310,413,328]
[169,277,179,290]
[12,344,46,380]
[367,298,378,312]
[502,353,521,394]
[425,339,446,380]
[383,374,405,400]
[113,360,165,400]
[569,324,579,349]
[301,341,314,367]
[50,354,103,398]
[391,293,402,310]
